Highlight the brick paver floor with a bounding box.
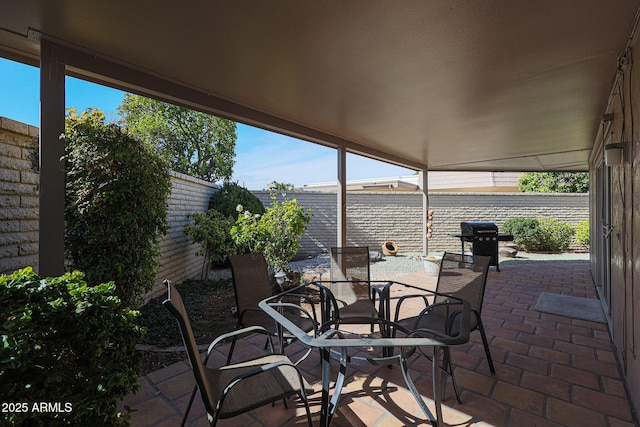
[121,261,636,426]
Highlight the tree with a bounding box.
[118,94,237,182]
[65,108,171,307]
[518,172,589,193]
[209,182,265,218]
[265,181,295,191]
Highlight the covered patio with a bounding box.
[3,2,640,423]
[121,261,634,426]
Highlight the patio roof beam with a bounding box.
[50,41,425,173]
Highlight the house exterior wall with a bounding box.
[589,26,640,417]
[0,117,39,275]
[253,191,589,257]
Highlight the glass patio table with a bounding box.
[259,281,471,427]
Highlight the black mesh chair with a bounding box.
[328,246,386,331]
[392,252,494,401]
[228,252,318,355]
[162,280,313,427]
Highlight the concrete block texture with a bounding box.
[254,191,589,257]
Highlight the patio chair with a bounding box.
[229,252,317,355]
[328,246,386,331]
[392,252,494,401]
[162,280,313,427]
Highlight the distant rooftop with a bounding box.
[302,171,520,192]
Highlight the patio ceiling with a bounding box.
[1,1,638,172]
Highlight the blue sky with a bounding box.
[0,58,412,189]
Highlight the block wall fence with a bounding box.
[253,191,589,258]
[0,117,219,301]
[0,117,589,302]
[149,171,218,300]
[0,118,40,275]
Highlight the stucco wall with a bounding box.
[0,117,39,275]
[253,191,589,257]
[590,25,640,416]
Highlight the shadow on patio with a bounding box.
[121,262,636,426]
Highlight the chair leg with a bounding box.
[182,386,198,427]
[442,347,462,403]
[226,335,238,365]
[476,318,495,373]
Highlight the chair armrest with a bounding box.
[205,326,271,359]
[392,294,432,322]
[268,301,319,337]
[410,300,466,335]
[279,292,320,325]
[370,281,392,319]
[312,282,341,326]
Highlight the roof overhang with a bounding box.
[1,1,638,172]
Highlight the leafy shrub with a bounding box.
[534,217,575,252]
[502,217,540,250]
[209,182,265,218]
[575,220,590,250]
[503,217,574,252]
[183,209,238,275]
[231,193,312,272]
[64,108,171,307]
[0,267,144,426]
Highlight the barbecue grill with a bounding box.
[452,222,514,271]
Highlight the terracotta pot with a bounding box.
[382,241,398,256]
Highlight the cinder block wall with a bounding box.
[0,117,589,299]
[148,172,218,300]
[253,191,589,257]
[0,115,216,299]
[0,117,39,275]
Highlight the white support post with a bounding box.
[422,168,429,257]
[337,146,347,247]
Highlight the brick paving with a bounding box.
[121,262,637,426]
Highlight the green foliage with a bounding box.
[503,217,574,252]
[264,181,295,191]
[209,182,265,218]
[231,193,312,272]
[184,209,238,272]
[0,268,144,426]
[533,217,575,252]
[518,172,589,193]
[575,220,590,250]
[503,217,540,250]
[64,108,171,307]
[118,94,237,182]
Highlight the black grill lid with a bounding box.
[461,222,498,235]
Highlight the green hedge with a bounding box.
[503,217,575,252]
[64,108,171,307]
[208,182,265,218]
[575,220,590,250]
[0,268,144,426]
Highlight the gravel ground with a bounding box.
[288,250,590,277]
[288,251,429,280]
[209,250,590,281]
